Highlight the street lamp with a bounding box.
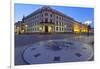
[39,27,42,31]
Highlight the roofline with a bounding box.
[24,6,74,20]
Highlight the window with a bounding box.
[41,19,43,22]
[62,28,64,31]
[59,17,61,20]
[45,13,48,16]
[35,16,36,19]
[53,57,60,61]
[50,14,52,17]
[37,15,38,18]
[41,14,43,17]
[32,28,34,31]
[56,21,58,25]
[59,22,61,25]
[50,19,52,23]
[45,18,48,22]
[59,27,61,31]
[56,27,58,30]
[56,16,58,19]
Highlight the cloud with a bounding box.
[84,20,92,25]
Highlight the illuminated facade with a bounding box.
[81,24,88,33]
[15,21,21,34]
[15,6,90,34]
[73,23,81,33]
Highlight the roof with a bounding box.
[24,6,75,20]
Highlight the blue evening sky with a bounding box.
[14,4,94,27]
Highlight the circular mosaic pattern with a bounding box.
[23,39,93,64]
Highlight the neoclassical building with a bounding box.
[15,6,89,34]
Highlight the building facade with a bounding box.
[15,6,89,34]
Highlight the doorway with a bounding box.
[45,26,48,32]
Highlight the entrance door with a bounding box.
[45,26,48,32]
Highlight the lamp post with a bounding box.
[84,20,92,35]
[87,24,91,36]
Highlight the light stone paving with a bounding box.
[23,39,93,64]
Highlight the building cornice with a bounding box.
[24,6,75,21]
